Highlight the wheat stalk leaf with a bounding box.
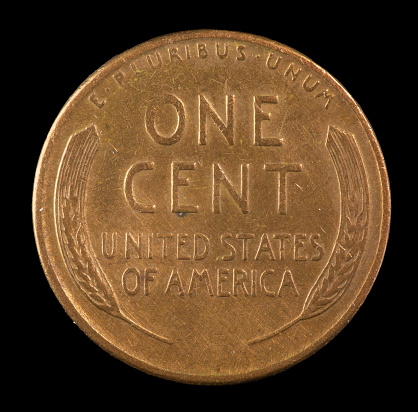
[55,125,171,344]
[249,126,369,345]
[299,127,369,320]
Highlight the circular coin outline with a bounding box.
[33,29,391,385]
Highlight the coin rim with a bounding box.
[32,29,391,385]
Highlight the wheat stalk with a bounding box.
[56,125,171,344]
[60,187,120,313]
[249,126,369,344]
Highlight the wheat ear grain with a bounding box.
[56,125,172,344]
[249,126,369,345]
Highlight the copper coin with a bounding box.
[32,30,390,384]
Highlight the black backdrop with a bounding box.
[20,8,403,408]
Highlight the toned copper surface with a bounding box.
[32,30,390,384]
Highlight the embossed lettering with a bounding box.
[165,268,185,296]
[277,269,299,297]
[266,53,282,70]
[124,162,156,213]
[294,233,308,261]
[236,45,246,61]
[255,233,276,260]
[273,233,291,260]
[310,234,324,261]
[254,96,282,146]
[250,270,257,296]
[194,233,210,260]
[102,232,117,259]
[212,163,249,213]
[197,43,208,58]
[125,233,142,259]
[185,44,191,59]
[144,268,156,295]
[284,63,302,81]
[264,163,302,214]
[177,233,191,260]
[169,47,183,62]
[236,233,255,261]
[145,94,186,145]
[147,52,163,68]
[122,266,301,298]
[171,162,198,213]
[122,267,155,296]
[220,233,236,261]
[104,231,326,262]
[157,232,173,259]
[122,267,140,295]
[147,233,154,259]
[302,75,320,92]
[315,89,334,109]
[188,269,214,296]
[217,268,231,297]
[260,269,275,297]
[113,71,124,86]
[199,95,235,145]
[232,269,249,296]
[130,61,141,75]
[216,42,228,59]
[89,92,106,109]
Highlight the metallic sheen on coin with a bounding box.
[33,30,390,384]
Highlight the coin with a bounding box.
[32,29,390,384]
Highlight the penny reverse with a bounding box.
[33,30,390,384]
